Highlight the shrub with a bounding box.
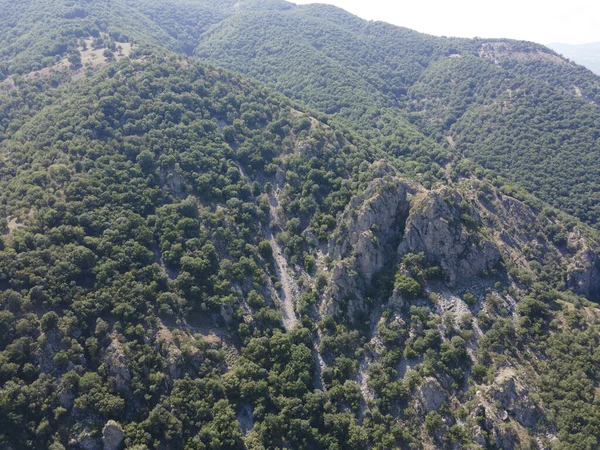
[258,240,273,259]
[471,364,488,382]
[395,275,422,299]
[463,292,477,305]
[40,312,59,332]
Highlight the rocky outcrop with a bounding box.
[324,177,600,326]
[324,178,420,320]
[499,196,538,227]
[417,377,447,412]
[165,345,183,379]
[479,188,600,303]
[36,330,67,374]
[399,189,501,286]
[236,403,254,435]
[566,248,600,300]
[330,178,419,282]
[220,302,235,325]
[323,258,365,318]
[479,41,568,66]
[102,421,125,450]
[325,179,503,320]
[105,334,131,393]
[155,326,184,379]
[488,371,539,428]
[492,426,520,450]
[72,429,101,450]
[57,380,76,409]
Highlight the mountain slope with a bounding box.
[0,0,187,77]
[1,53,600,449]
[196,4,455,182]
[2,2,600,449]
[20,0,600,222]
[408,50,600,224]
[0,56,381,449]
[6,0,600,227]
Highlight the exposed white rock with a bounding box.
[418,377,447,412]
[105,334,131,393]
[102,420,125,450]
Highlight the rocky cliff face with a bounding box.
[323,178,420,319]
[102,421,125,450]
[105,334,131,393]
[566,245,600,300]
[322,176,600,323]
[399,187,501,286]
[330,178,419,282]
[488,370,540,428]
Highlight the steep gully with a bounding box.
[265,192,299,331]
[236,161,326,389]
[235,162,298,331]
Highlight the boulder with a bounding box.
[489,372,539,428]
[102,421,125,450]
[418,377,447,412]
[74,429,101,450]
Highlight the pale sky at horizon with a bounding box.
[292,0,600,45]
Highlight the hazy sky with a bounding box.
[292,0,600,45]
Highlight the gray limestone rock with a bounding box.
[102,421,125,450]
[489,373,539,428]
[399,189,500,286]
[418,377,447,412]
[105,335,131,393]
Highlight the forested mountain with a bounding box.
[192,3,600,227]
[2,1,600,449]
[6,0,600,226]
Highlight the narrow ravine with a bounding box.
[311,334,326,391]
[266,193,299,331]
[354,298,387,420]
[235,161,299,331]
[265,192,327,387]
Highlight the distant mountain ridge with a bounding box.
[549,41,600,75]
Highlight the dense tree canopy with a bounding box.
[2,1,600,448]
